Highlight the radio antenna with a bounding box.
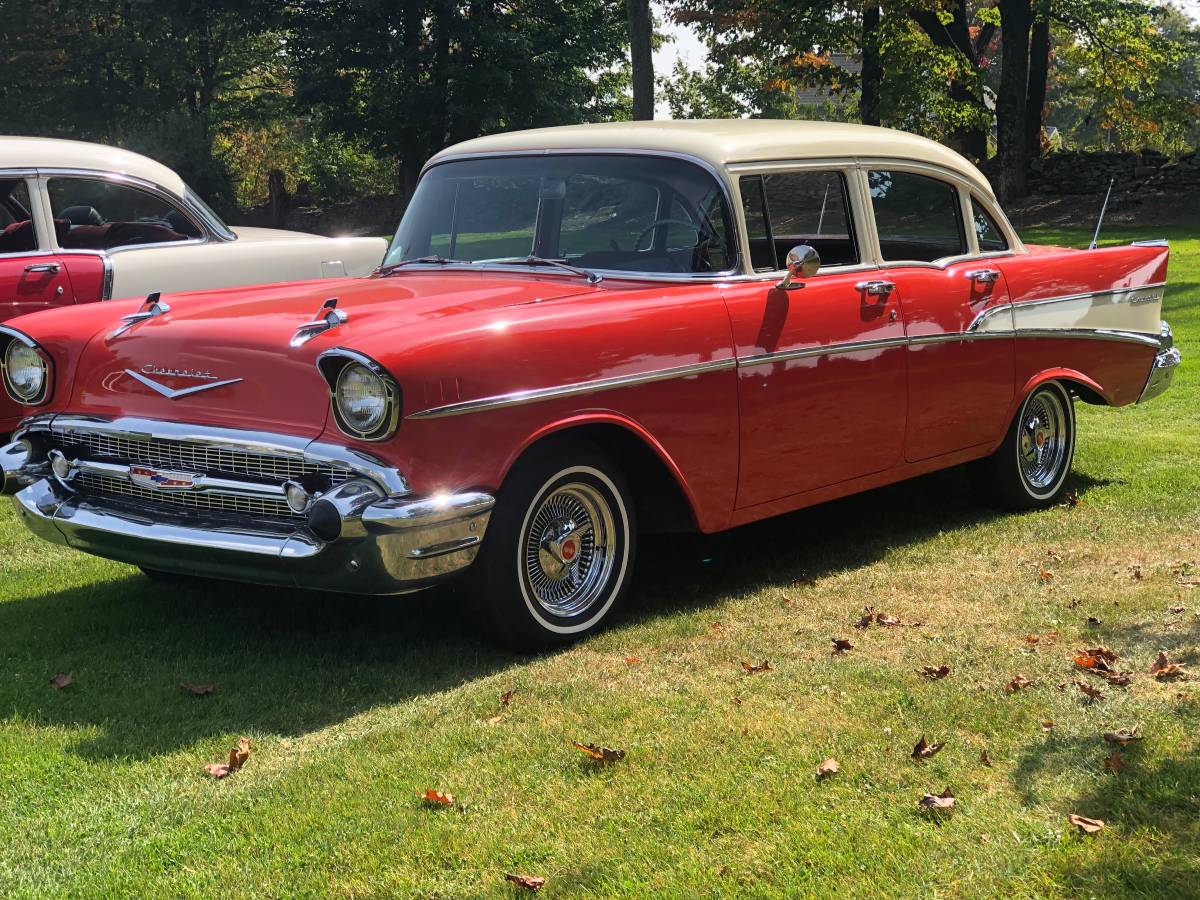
[1088,177,1115,250]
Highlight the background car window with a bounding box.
[869,170,966,262]
[48,177,201,251]
[972,200,1009,252]
[740,171,857,271]
[0,180,38,254]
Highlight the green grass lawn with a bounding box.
[2,224,1198,897]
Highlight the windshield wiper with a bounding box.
[376,255,472,276]
[489,256,602,284]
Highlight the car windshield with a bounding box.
[385,154,737,276]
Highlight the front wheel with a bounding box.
[970,380,1076,509]
[470,442,636,650]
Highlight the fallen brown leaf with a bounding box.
[1084,646,1120,666]
[573,741,625,764]
[1060,491,1082,508]
[854,606,875,629]
[1086,616,1103,627]
[421,789,455,807]
[1097,670,1133,686]
[912,735,945,760]
[816,758,840,779]
[1024,634,1040,645]
[731,696,743,705]
[875,613,903,627]
[624,656,643,666]
[979,749,992,767]
[831,638,854,655]
[49,672,73,689]
[1006,675,1034,693]
[1075,680,1105,701]
[741,659,771,673]
[205,737,251,779]
[920,665,951,680]
[1103,727,1142,745]
[500,689,515,706]
[1150,650,1187,679]
[505,873,546,891]
[1169,606,1186,614]
[1127,564,1144,581]
[1041,720,1055,732]
[1103,750,1126,774]
[1047,549,1063,562]
[180,683,215,696]
[1067,814,1105,835]
[918,788,956,811]
[1039,568,1055,583]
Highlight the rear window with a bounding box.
[869,170,966,262]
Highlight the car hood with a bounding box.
[67,272,599,436]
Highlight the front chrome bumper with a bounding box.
[2,416,494,595]
[1138,321,1181,404]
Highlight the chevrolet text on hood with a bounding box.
[0,120,1180,650]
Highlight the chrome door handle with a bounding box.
[965,268,1001,283]
[855,280,895,296]
[24,262,61,274]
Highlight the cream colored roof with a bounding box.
[431,119,995,198]
[0,136,186,197]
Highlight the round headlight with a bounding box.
[3,341,47,403]
[335,363,390,436]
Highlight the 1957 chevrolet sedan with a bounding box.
[0,137,386,434]
[0,121,1180,648]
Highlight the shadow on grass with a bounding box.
[0,464,1110,762]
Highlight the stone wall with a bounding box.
[1027,149,1200,195]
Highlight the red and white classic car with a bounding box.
[0,137,386,434]
[0,121,1179,648]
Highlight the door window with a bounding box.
[48,177,201,251]
[739,171,857,272]
[0,180,39,254]
[971,199,1009,252]
[868,170,966,262]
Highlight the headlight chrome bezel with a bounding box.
[316,348,401,442]
[0,327,52,406]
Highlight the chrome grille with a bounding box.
[51,426,353,525]
[52,427,350,485]
[78,473,303,521]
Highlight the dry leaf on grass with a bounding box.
[816,758,840,779]
[1127,564,1144,581]
[854,606,875,629]
[1006,675,1035,693]
[505,873,546,891]
[1075,680,1106,701]
[1150,650,1187,679]
[205,737,251,779]
[979,749,992,767]
[912,735,945,760]
[920,665,951,680]
[1039,568,1055,583]
[624,656,643,665]
[500,689,515,706]
[1169,606,1186,614]
[1025,634,1041,646]
[49,672,73,689]
[918,788,956,811]
[180,683,215,696]
[1086,616,1103,627]
[875,613,903,627]
[831,638,854,655]
[1103,750,1126,774]
[421,789,455,807]
[1042,720,1055,732]
[741,659,771,673]
[573,741,625,764]
[1060,491,1082,508]
[1103,727,1142,745]
[1067,814,1105,834]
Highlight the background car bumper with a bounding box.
[8,474,494,595]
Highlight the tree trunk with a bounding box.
[908,2,989,162]
[1025,14,1050,160]
[996,0,1032,200]
[626,0,653,120]
[859,3,882,126]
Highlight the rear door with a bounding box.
[866,170,1016,461]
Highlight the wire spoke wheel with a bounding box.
[1017,388,1069,492]
[521,481,617,619]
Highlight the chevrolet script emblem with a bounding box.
[129,465,200,490]
[124,365,242,399]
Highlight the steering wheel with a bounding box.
[633,218,703,252]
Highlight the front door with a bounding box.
[0,177,73,322]
[726,169,908,510]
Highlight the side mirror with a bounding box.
[776,244,821,291]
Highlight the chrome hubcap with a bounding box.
[524,482,616,618]
[1019,389,1068,491]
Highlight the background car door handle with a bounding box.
[855,280,895,296]
[965,268,1001,283]
[24,262,61,274]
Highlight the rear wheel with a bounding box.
[970,380,1076,509]
[471,442,635,650]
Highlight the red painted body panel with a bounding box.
[2,238,1169,533]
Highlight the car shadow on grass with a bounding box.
[0,465,1110,763]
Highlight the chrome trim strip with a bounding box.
[406,357,736,420]
[0,324,38,348]
[60,456,290,499]
[124,368,243,399]
[1017,328,1164,349]
[967,282,1168,333]
[737,336,909,367]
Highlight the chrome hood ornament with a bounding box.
[291,297,348,348]
[111,292,171,339]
